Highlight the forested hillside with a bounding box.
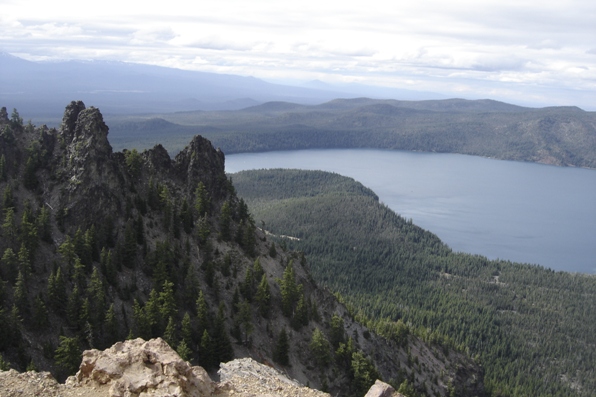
[0,103,485,397]
[232,169,596,397]
[109,98,596,169]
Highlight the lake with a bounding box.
[226,149,596,274]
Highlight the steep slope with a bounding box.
[0,103,484,396]
[232,169,596,397]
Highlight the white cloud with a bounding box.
[1,0,595,109]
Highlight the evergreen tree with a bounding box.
[36,206,52,243]
[254,274,271,318]
[195,216,210,244]
[58,236,76,269]
[268,242,277,258]
[180,198,193,234]
[13,271,28,315]
[213,303,233,364]
[2,185,14,210]
[273,328,290,366]
[181,312,193,349]
[309,328,330,366]
[144,289,161,337]
[194,182,210,217]
[291,294,308,330]
[103,304,119,347]
[195,290,209,337]
[218,201,232,241]
[280,262,299,317]
[177,340,192,362]
[0,353,10,370]
[329,314,345,349]
[236,300,253,346]
[163,316,178,348]
[350,351,380,397]
[132,299,150,340]
[0,154,6,182]
[87,267,106,326]
[54,336,81,376]
[1,248,18,283]
[159,280,177,322]
[33,295,49,330]
[2,207,17,247]
[240,266,254,301]
[199,330,214,369]
[48,267,67,312]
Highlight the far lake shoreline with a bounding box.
[226,148,596,274]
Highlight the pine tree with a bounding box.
[2,207,17,247]
[254,274,271,318]
[36,206,52,243]
[199,329,214,369]
[54,336,81,376]
[309,328,330,366]
[159,280,177,322]
[292,293,309,330]
[329,314,345,348]
[13,271,29,315]
[280,262,299,317]
[273,328,290,366]
[351,351,380,397]
[33,295,49,330]
[48,267,67,312]
[103,303,119,347]
[194,182,210,217]
[181,312,193,349]
[1,248,18,283]
[144,289,161,337]
[132,299,150,340]
[87,267,106,326]
[177,340,192,362]
[196,290,209,337]
[236,300,253,346]
[218,201,232,241]
[213,303,233,364]
[163,316,178,348]
[0,154,6,182]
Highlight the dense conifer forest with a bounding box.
[232,169,596,397]
[0,104,489,397]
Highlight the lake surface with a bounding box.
[226,149,596,274]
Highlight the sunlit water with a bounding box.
[226,149,596,274]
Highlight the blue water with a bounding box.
[226,149,596,274]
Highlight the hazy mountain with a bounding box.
[0,53,349,117]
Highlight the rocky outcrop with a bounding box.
[364,380,405,397]
[68,338,215,397]
[0,338,330,397]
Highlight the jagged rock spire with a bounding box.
[60,100,86,142]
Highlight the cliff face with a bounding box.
[0,102,484,397]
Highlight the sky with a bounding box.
[1,0,595,109]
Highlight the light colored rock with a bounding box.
[70,337,215,397]
[0,339,330,397]
[364,379,400,397]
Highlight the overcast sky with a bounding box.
[2,0,595,109]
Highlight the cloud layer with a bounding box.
[2,0,595,109]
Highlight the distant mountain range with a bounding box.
[0,52,442,118]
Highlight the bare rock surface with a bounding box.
[363,379,405,397]
[0,338,330,397]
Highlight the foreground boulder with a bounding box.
[68,338,215,396]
